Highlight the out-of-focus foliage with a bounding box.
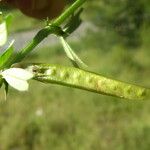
[0,1,150,150]
[85,0,150,47]
[0,41,149,149]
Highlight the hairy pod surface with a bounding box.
[26,64,150,100]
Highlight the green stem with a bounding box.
[53,0,87,26]
[27,64,150,100]
[7,0,87,66]
[7,27,53,66]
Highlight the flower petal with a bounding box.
[2,75,29,91]
[1,68,33,80]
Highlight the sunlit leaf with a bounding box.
[0,12,3,23]
[0,21,7,46]
[5,14,13,30]
[0,12,12,47]
[0,40,14,69]
[60,37,87,68]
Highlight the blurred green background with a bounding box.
[0,0,150,149]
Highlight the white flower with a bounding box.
[1,68,33,91]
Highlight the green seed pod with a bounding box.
[26,64,150,100]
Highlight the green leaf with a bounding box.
[60,37,87,69]
[63,8,83,36]
[5,14,13,30]
[0,21,7,46]
[0,78,3,89]
[0,12,9,46]
[0,40,14,69]
[0,12,12,47]
[4,80,9,100]
[0,12,3,23]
